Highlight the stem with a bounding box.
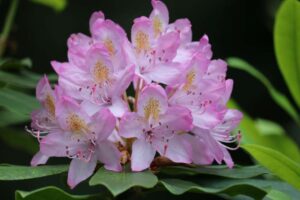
[133,78,141,112]
[0,0,19,57]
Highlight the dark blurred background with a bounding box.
[1,0,298,198]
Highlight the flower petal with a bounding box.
[97,141,122,171]
[91,108,116,142]
[67,157,97,189]
[137,84,168,119]
[164,134,192,163]
[131,139,156,171]
[119,112,146,138]
[150,0,169,36]
[30,151,49,166]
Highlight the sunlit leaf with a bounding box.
[30,0,67,12]
[160,165,268,179]
[227,57,300,125]
[265,189,291,200]
[89,166,158,197]
[255,118,285,136]
[15,186,101,200]
[242,144,300,190]
[228,100,300,162]
[274,0,300,108]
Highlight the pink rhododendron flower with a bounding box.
[28,0,243,188]
[39,96,121,188]
[119,84,193,171]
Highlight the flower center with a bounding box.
[104,38,115,56]
[93,61,110,84]
[183,70,196,91]
[153,16,162,37]
[67,113,88,133]
[144,98,160,121]
[45,94,55,117]
[135,31,150,53]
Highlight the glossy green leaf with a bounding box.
[159,178,299,199]
[0,88,39,116]
[255,118,285,136]
[265,189,291,200]
[30,0,67,12]
[227,57,300,125]
[0,58,32,69]
[0,165,68,180]
[89,166,158,197]
[242,144,300,190]
[274,0,300,108]
[0,110,29,126]
[160,165,268,178]
[0,128,38,154]
[15,186,100,200]
[228,100,300,162]
[0,71,37,89]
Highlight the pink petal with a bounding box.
[109,98,128,117]
[91,108,116,142]
[164,135,192,163]
[205,59,227,82]
[150,0,169,33]
[112,65,135,98]
[36,75,53,102]
[119,112,146,138]
[67,33,92,69]
[97,141,122,171]
[89,11,105,33]
[131,139,156,171]
[30,151,49,166]
[131,17,154,52]
[67,157,97,189]
[198,34,212,60]
[145,63,181,85]
[167,18,192,45]
[137,84,168,118]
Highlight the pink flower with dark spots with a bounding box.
[119,84,193,171]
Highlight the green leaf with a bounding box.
[0,165,68,180]
[274,0,300,108]
[0,110,29,126]
[89,166,158,197]
[242,144,300,190]
[228,100,300,162]
[255,118,285,136]
[160,178,300,199]
[0,88,39,116]
[160,165,269,179]
[15,186,100,200]
[21,70,57,83]
[265,189,291,200]
[30,0,67,12]
[227,57,300,125]
[0,58,32,69]
[0,128,38,154]
[0,71,37,89]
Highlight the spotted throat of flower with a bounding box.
[144,97,161,121]
[135,31,150,53]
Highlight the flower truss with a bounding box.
[26,0,243,189]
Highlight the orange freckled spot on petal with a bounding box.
[144,98,160,121]
[183,70,196,91]
[45,94,55,117]
[135,31,150,53]
[66,113,88,133]
[93,61,111,84]
[104,38,115,56]
[153,16,162,37]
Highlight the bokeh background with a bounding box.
[1,0,298,199]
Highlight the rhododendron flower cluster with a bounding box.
[27,0,242,189]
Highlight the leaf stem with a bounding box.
[0,0,19,57]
